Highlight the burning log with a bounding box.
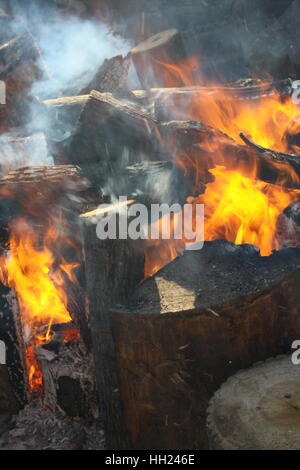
[0,34,46,130]
[151,78,292,121]
[159,119,229,146]
[131,29,188,89]
[81,213,145,449]
[148,78,293,121]
[238,132,300,188]
[110,240,300,449]
[159,120,300,189]
[69,90,159,170]
[0,282,28,407]
[0,165,95,350]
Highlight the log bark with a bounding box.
[69,91,159,170]
[131,29,188,89]
[110,240,300,449]
[81,215,145,449]
[0,282,28,407]
[80,54,130,95]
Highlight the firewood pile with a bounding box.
[1,0,300,452]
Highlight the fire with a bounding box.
[0,217,76,393]
[145,57,300,276]
[193,166,295,255]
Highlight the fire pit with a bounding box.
[1,0,300,452]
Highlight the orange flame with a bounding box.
[145,57,300,276]
[0,217,77,393]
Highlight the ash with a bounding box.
[0,399,105,450]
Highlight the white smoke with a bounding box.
[0,9,132,171]
[32,17,131,99]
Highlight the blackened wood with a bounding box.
[81,217,145,449]
[131,29,188,89]
[110,241,300,449]
[36,332,99,418]
[69,91,159,170]
[0,283,28,406]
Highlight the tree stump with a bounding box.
[109,241,300,449]
[207,355,300,450]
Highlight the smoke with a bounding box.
[0,132,52,173]
[0,3,132,172]
[31,17,131,99]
